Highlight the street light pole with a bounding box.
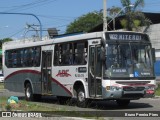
[0,12,42,40]
[103,0,107,31]
[107,5,134,30]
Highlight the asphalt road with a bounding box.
[1,90,160,120]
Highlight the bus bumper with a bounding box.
[103,86,155,99]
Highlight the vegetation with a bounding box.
[0,97,52,111]
[0,97,98,118]
[65,0,151,33]
[107,6,122,30]
[155,84,160,96]
[0,38,13,49]
[0,38,13,69]
[0,83,4,90]
[120,0,151,31]
[66,11,103,33]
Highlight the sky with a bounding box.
[0,0,160,40]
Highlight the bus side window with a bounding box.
[35,47,41,66]
[54,44,61,66]
[24,49,28,66]
[17,50,21,67]
[69,43,73,65]
[20,49,24,67]
[28,48,33,66]
[54,45,58,65]
[12,50,17,67]
[5,51,12,68]
[75,42,85,65]
[61,44,70,65]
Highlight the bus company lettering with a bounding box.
[109,34,142,41]
[56,70,71,77]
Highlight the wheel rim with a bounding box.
[26,87,31,98]
[78,91,85,102]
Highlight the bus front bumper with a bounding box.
[103,86,155,100]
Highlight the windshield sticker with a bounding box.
[130,74,134,77]
[134,71,139,77]
[112,69,127,73]
[141,72,151,76]
[56,70,71,77]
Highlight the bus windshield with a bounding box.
[104,43,154,78]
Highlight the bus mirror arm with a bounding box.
[101,38,106,48]
[151,48,156,63]
[100,47,105,61]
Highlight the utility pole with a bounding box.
[103,0,107,31]
[0,12,42,40]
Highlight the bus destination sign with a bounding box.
[105,32,149,42]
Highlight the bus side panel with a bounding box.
[4,69,41,94]
[51,80,72,97]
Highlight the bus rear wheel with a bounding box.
[25,83,33,101]
[25,83,41,101]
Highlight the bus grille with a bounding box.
[123,86,145,91]
[122,93,144,98]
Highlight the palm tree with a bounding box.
[107,6,122,30]
[120,0,150,31]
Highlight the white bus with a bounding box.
[2,31,156,107]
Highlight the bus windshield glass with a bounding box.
[104,43,154,78]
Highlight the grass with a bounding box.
[0,97,64,111]
[0,97,97,118]
[0,83,4,90]
[155,84,160,96]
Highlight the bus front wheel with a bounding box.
[77,87,88,108]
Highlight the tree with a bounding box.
[66,11,103,33]
[107,6,122,30]
[0,38,13,49]
[120,0,151,31]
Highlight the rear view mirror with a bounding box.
[151,48,156,63]
[100,47,105,61]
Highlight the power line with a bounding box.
[0,27,25,39]
[36,14,77,21]
[3,0,57,12]
[0,0,45,9]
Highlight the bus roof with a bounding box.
[2,31,149,50]
[3,31,104,50]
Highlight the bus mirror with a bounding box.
[152,48,156,63]
[101,38,106,48]
[100,47,105,61]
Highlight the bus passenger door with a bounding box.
[89,45,102,97]
[41,51,52,94]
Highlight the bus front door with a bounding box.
[41,51,52,94]
[89,46,102,97]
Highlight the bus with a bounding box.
[2,31,156,107]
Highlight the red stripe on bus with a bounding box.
[5,70,72,96]
[5,70,41,80]
[51,77,72,96]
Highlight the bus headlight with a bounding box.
[146,86,155,91]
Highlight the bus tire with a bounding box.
[77,87,88,108]
[116,100,130,107]
[25,83,33,101]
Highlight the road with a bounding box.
[0,90,160,120]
